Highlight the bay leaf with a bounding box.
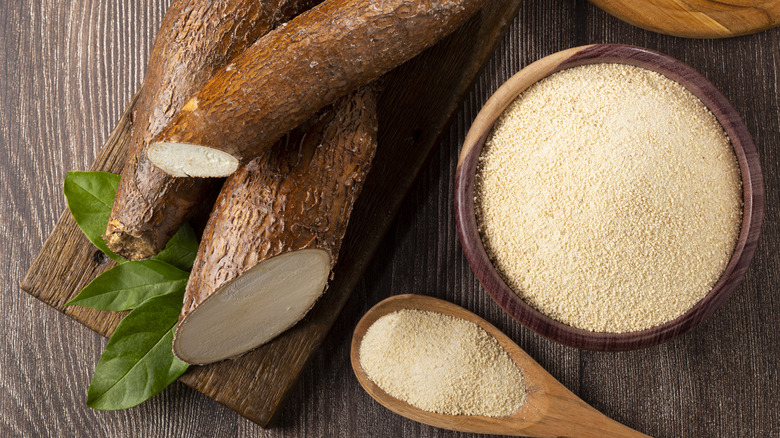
[86,288,189,410]
[63,171,124,263]
[67,260,188,311]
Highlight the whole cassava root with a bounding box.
[173,86,378,365]
[147,0,484,178]
[105,0,321,260]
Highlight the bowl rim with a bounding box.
[454,44,765,351]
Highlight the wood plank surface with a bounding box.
[2,0,779,437]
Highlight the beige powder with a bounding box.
[475,63,742,333]
[359,309,525,417]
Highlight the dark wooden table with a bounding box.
[2,1,778,436]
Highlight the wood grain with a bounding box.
[3,1,779,437]
[589,0,780,38]
[351,295,649,437]
[455,44,764,351]
[18,0,525,428]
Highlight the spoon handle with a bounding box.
[525,380,651,438]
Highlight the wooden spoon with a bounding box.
[351,294,650,437]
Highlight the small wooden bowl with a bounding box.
[454,44,764,351]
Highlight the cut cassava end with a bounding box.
[174,85,378,365]
[147,0,483,178]
[105,0,321,260]
[146,142,238,177]
[174,249,331,364]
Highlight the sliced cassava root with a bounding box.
[147,0,483,178]
[173,86,378,365]
[105,0,321,260]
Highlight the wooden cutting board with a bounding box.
[20,0,523,428]
[589,0,780,38]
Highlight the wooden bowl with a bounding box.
[454,44,764,351]
[587,0,780,39]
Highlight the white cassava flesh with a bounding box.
[146,142,238,178]
[173,249,331,364]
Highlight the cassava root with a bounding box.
[173,85,378,365]
[147,0,484,178]
[105,0,321,260]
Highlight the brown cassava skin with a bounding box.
[150,0,483,171]
[105,0,321,260]
[174,86,378,363]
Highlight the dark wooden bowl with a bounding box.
[454,44,764,351]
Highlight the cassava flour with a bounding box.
[475,63,742,333]
[359,309,525,417]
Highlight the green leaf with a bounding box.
[86,288,189,411]
[153,223,198,271]
[66,260,189,311]
[64,171,124,262]
[63,170,198,411]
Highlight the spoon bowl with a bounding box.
[351,294,649,437]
